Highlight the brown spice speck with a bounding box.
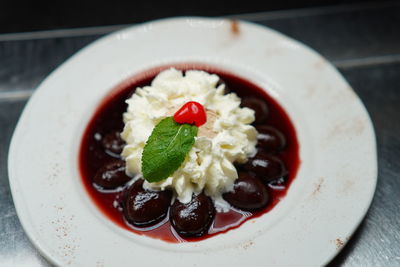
[311,178,324,197]
[313,59,327,70]
[230,20,240,35]
[328,117,366,139]
[335,238,345,250]
[305,85,317,97]
[242,240,254,250]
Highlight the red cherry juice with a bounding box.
[79,63,300,243]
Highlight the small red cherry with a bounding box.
[173,101,207,127]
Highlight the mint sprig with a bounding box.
[141,117,198,183]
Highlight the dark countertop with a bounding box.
[1,2,399,266]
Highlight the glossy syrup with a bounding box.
[79,63,300,243]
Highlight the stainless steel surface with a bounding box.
[1,2,399,266]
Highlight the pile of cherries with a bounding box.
[91,96,287,238]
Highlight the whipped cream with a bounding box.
[121,68,257,210]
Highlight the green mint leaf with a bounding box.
[141,117,198,183]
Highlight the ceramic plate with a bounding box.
[8,17,377,266]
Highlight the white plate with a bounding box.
[8,17,377,266]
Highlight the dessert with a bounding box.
[121,69,257,208]
[79,64,300,242]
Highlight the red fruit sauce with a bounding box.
[78,63,300,243]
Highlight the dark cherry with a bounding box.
[256,125,286,152]
[101,131,125,156]
[92,160,132,190]
[223,173,269,211]
[170,193,215,237]
[243,153,287,183]
[268,176,287,191]
[124,179,172,227]
[240,97,269,124]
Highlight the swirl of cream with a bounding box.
[121,68,257,210]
